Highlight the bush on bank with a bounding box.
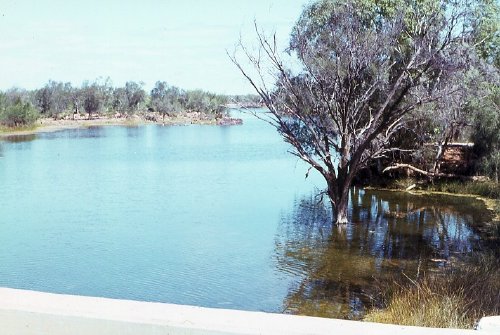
[364,254,500,329]
[0,94,39,128]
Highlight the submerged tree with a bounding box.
[232,0,475,224]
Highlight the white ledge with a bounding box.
[0,287,494,335]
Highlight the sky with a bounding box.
[0,0,309,95]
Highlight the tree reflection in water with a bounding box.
[1,134,37,152]
[274,188,491,319]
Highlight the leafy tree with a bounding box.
[207,93,228,118]
[468,0,500,67]
[233,0,474,224]
[35,84,53,115]
[184,90,227,117]
[184,89,207,113]
[151,81,183,122]
[35,81,73,118]
[124,81,145,114]
[384,0,500,179]
[111,87,128,114]
[82,77,114,114]
[421,62,484,175]
[0,94,39,127]
[82,84,101,119]
[467,0,500,181]
[4,87,32,106]
[471,77,500,182]
[51,81,73,117]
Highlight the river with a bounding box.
[0,110,495,318]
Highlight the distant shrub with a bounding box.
[0,96,39,128]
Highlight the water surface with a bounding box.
[0,111,494,317]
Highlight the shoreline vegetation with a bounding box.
[0,78,260,137]
[0,110,245,138]
[364,252,500,329]
[364,178,500,219]
[362,179,499,329]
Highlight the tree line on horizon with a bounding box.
[0,78,261,126]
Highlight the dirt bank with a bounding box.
[0,112,242,138]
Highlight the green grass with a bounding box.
[423,180,500,199]
[0,123,38,133]
[0,124,38,135]
[364,254,500,329]
[367,177,500,199]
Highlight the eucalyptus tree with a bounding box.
[82,83,101,119]
[125,81,146,114]
[35,81,73,118]
[390,0,500,178]
[90,77,114,114]
[35,84,53,115]
[111,87,128,114]
[471,70,500,182]
[150,81,183,122]
[468,0,500,68]
[468,0,500,181]
[185,89,208,113]
[185,90,227,117]
[0,92,39,127]
[51,82,73,117]
[232,0,475,224]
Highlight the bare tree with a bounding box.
[231,0,471,224]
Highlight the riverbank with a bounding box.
[364,178,500,220]
[363,252,499,329]
[361,181,500,329]
[0,112,242,138]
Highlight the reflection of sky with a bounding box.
[0,0,307,94]
[274,189,490,318]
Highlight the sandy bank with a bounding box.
[0,112,241,138]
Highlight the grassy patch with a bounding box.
[0,123,38,133]
[364,254,500,329]
[423,180,500,199]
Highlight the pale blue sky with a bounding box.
[0,0,309,94]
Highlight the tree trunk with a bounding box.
[327,178,350,225]
[335,192,349,225]
[433,141,445,175]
